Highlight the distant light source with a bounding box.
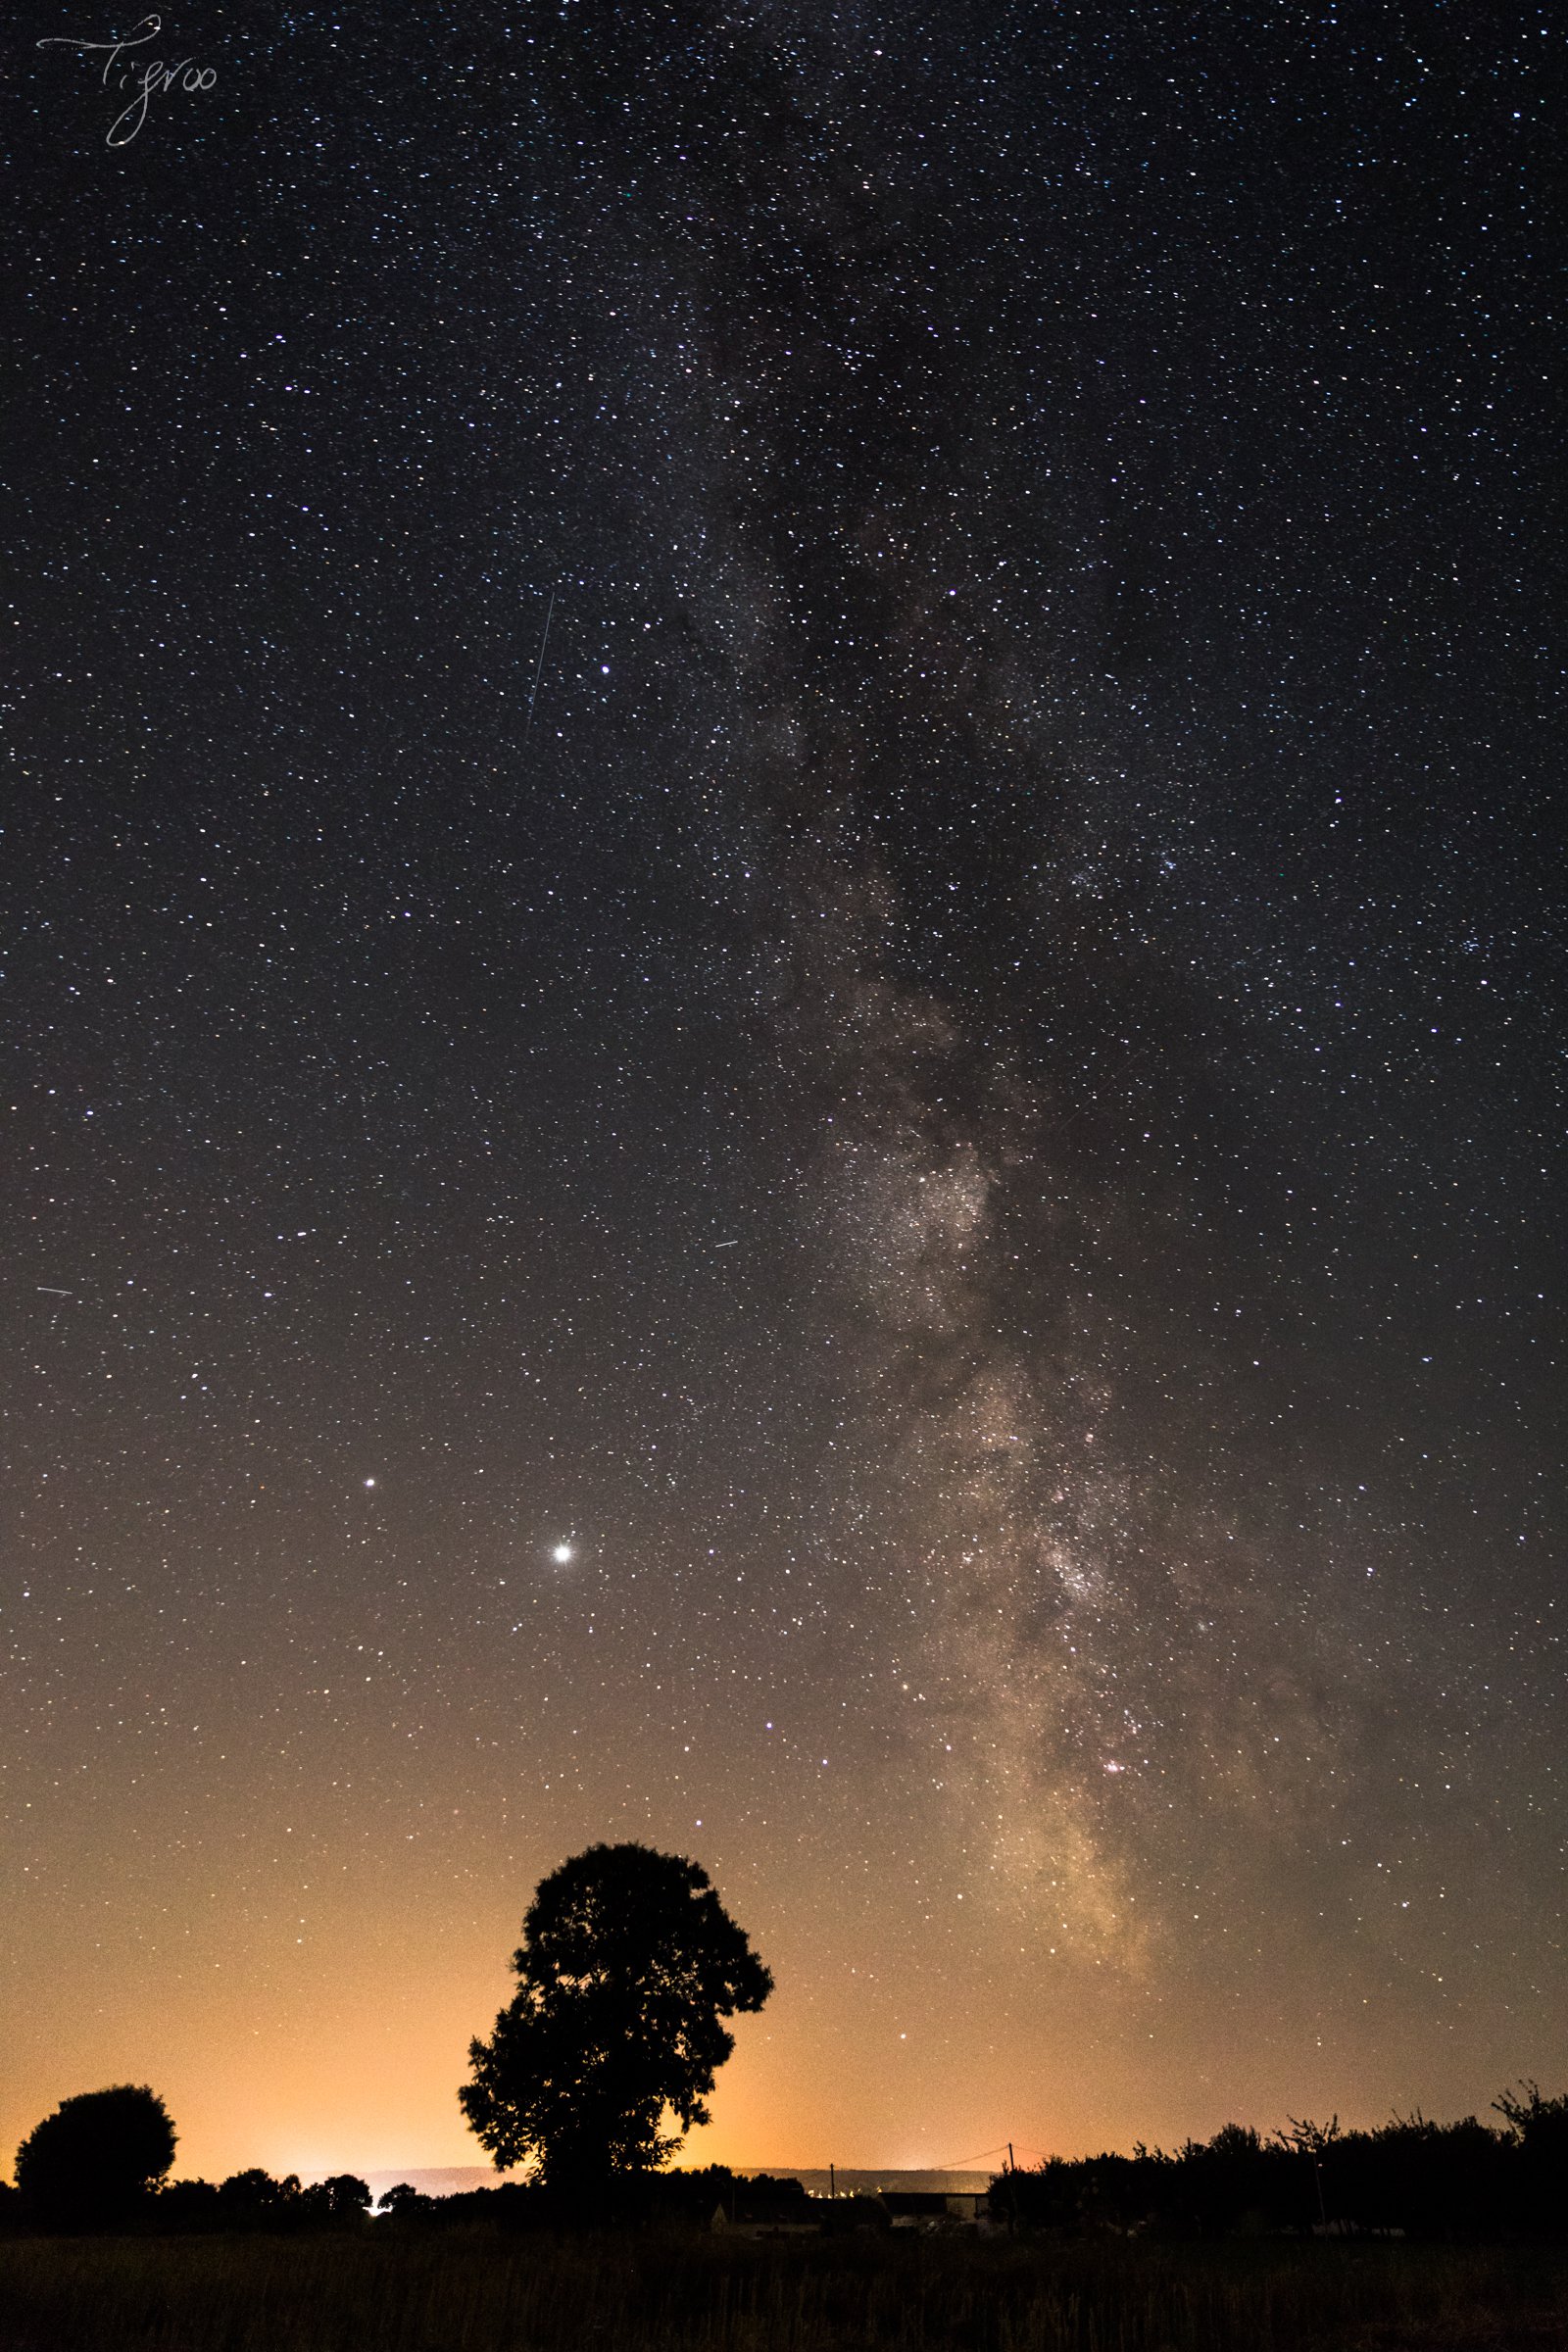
[552,1544,574,1564]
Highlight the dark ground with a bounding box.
[1,2230,1566,2351]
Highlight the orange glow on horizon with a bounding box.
[6,1819,1556,2188]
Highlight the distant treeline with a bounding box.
[0,2164,378,2239]
[0,2162,808,2237]
[992,2085,1568,2242]
[6,2084,1566,2243]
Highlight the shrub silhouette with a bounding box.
[153,2178,222,2230]
[1494,2082,1568,2239]
[15,2086,176,2231]
[994,2090,1568,2242]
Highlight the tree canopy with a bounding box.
[15,2085,176,2230]
[460,1842,771,2188]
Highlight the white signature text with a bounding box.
[38,14,216,146]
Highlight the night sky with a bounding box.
[3,2,1561,2182]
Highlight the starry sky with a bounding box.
[3,2,1561,2182]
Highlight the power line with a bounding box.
[922,2142,1025,2173]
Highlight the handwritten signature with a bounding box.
[37,14,216,146]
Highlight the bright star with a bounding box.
[552,1543,574,1564]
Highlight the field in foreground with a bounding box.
[1,2231,1566,2352]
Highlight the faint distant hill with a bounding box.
[361,2167,522,2199]
[758,2171,993,2198]
[360,2166,993,2201]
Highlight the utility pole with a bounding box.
[829,2162,836,2201]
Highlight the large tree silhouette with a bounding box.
[460,1843,771,2187]
[15,2085,176,2230]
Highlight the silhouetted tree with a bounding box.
[15,2086,176,2231]
[216,2169,303,2229]
[299,2174,371,2228]
[376,2180,434,2220]
[460,1842,771,2190]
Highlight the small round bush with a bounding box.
[16,2085,177,2230]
